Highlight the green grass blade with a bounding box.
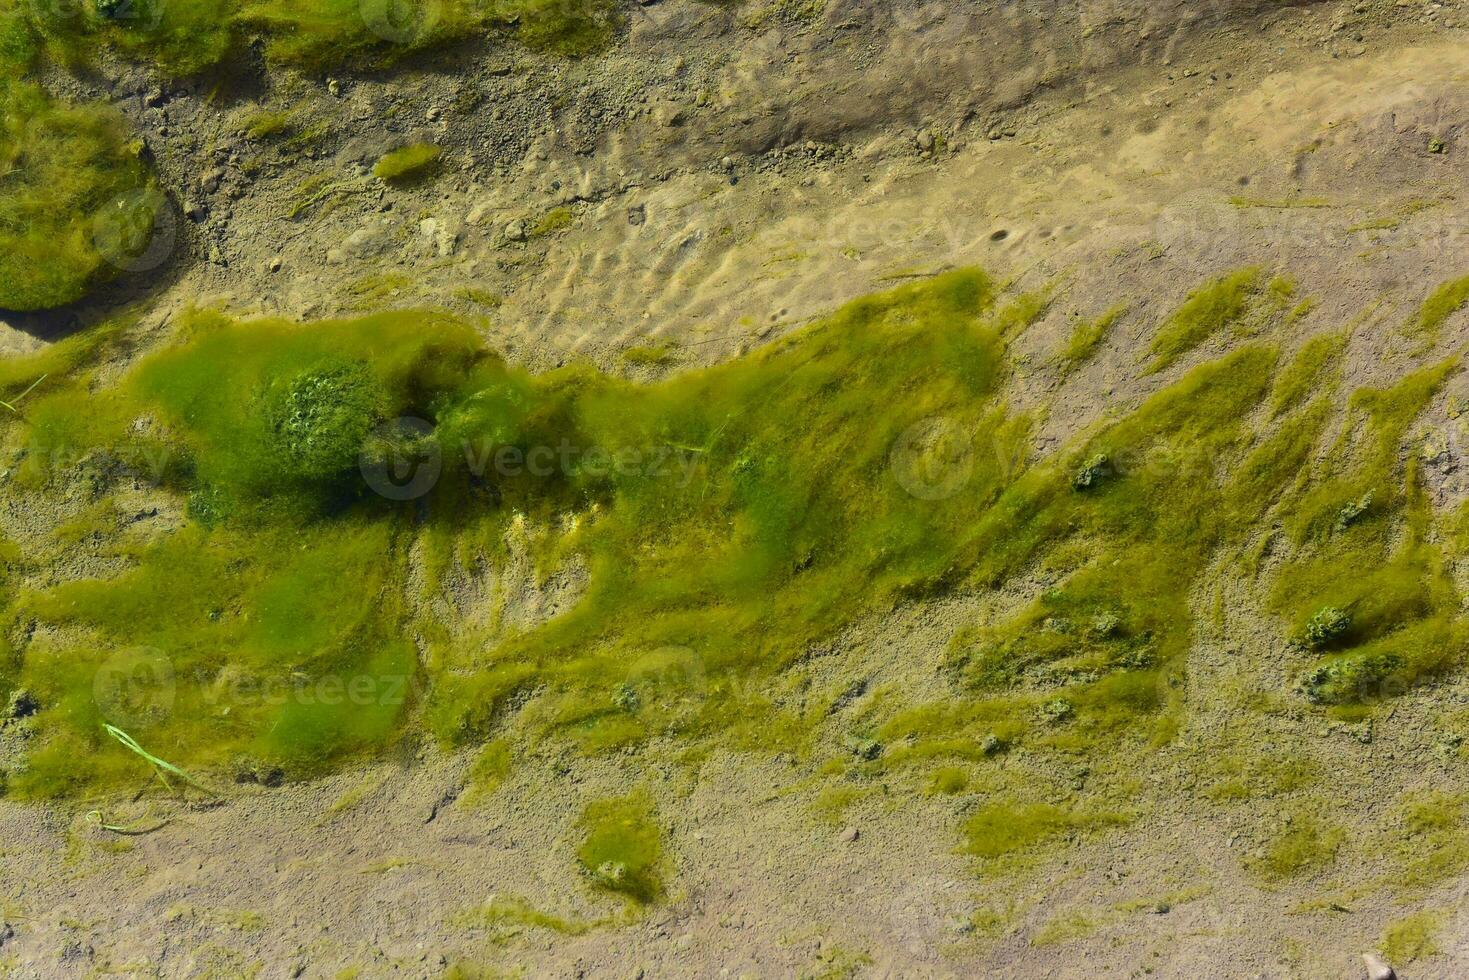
[1,373,47,415]
[103,724,217,797]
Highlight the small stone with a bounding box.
[327,78,341,97]
[838,827,859,842]
[916,128,935,151]
[199,168,224,194]
[268,256,282,273]
[342,226,386,257]
[504,219,527,242]
[144,87,165,107]
[426,106,442,122]
[1362,953,1395,980]
[720,155,735,171]
[626,204,646,226]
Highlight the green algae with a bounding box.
[1411,275,1469,344]
[1146,267,1264,372]
[0,266,1464,904]
[1381,911,1442,963]
[4,0,620,80]
[963,803,1127,860]
[1060,304,1126,367]
[1249,813,1343,879]
[372,143,442,183]
[1270,332,1346,417]
[1267,358,1462,704]
[576,794,663,903]
[0,83,158,311]
[455,893,598,938]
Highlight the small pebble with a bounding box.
[1362,952,1395,980]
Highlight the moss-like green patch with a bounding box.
[490,0,622,55]
[373,143,442,183]
[576,794,664,903]
[1203,741,1314,803]
[0,83,158,311]
[1410,274,1469,344]
[1270,332,1346,417]
[455,893,597,938]
[926,765,967,795]
[1060,305,1125,367]
[1030,908,1100,947]
[1385,793,1469,890]
[1146,267,1263,372]
[1381,911,1441,963]
[241,109,293,141]
[963,803,1126,860]
[1228,196,1331,209]
[463,739,512,802]
[621,343,676,367]
[531,206,575,236]
[5,0,619,80]
[1270,358,1462,704]
[2,266,1464,903]
[1249,813,1343,879]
